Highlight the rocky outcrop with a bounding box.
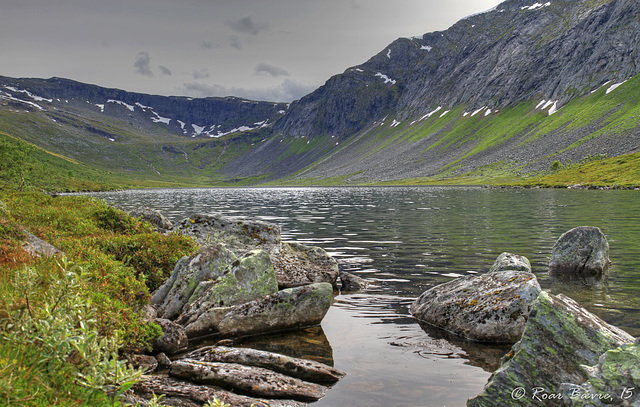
[549,226,611,280]
[489,252,531,274]
[467,291,634,407]
[129,206,173,232]
[410,269,541,343]
[21,229,65,258]
[151,318,188,355]
[172,213,339,288]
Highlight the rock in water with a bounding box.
[467,292,634,407]
[217,283,333,337]
[410,270,541,343]
[489,252,531,273]
[549,226,611,279]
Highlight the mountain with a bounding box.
[1,0,639,188]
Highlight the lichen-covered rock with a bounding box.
[176,249,279,338]
[273,242,339,288]
[217,283,333,337]
[561,343,640,406]
[172,213,339,288]
[549,226,611,279]
[152,318,188,355]
[410,270,541,343]
[129,206,173,232]
[150,243,238,320]
[489,253,531,274]
[467,292,634,407]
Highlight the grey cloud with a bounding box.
[254,63,289,77]
[192,69,210,80]
[225,16,269,36]
[200,40,216,50]
[134,51,153,77]
[181,78,315,103]
[159,65,172,76]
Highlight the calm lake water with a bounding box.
[88,186,640,407]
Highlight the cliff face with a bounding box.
[275,0,640,138]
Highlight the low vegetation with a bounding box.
[0,190,197,406]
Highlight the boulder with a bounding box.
[273,242,339,289]
[217,283,333,338]
[22,229,65,258]
[410,270,541,343]
[172,213,339,288]
[549,226,611,279]
[152,318,188,355]
[339,271,370,292]
[150,243,238,320]
[129,206,173,232]
[467,292,634,407]
[489,252,531,273]
[175,249,279,338]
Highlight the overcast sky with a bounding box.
[0,0,503,102]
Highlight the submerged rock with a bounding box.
[217,283,333,338]
[489,252,531,274]
[467,291,634,407]
[339,271,370,292]
[410,270,541,343]
[549,226,611,280]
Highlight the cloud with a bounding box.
[134,51,153,77]
[254,63,289,77]
[181,78,316,103]
[200,40,216,50]
[159,65,172,76]
[225,16,269,36]
[192,69,211,80]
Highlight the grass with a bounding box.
[0,190,198,405]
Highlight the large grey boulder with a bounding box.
[217,283,333,338]
[172,213,339,288]
[467,292,634,407]
[150,243,238,320]
[489,252,531,274]
[175,249,279,338]
[549,226,611,279]
[410,270,541,343]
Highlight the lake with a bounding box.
[88,186,640,406]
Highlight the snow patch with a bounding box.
[107,99,135,112]
[421,45,433,52]
[591,81,611,94]
[484,108,492,116]
[420,106,443,121]
[606,80,628,94]
[151,112,171,125]
[391,119,401,128]
[470,107,487,117]
[548,101,559,115]
[375,72,397,85]
[386,49,392,59]
[95,104,105,112]
[521,2,551,11]
[440,110,450,118]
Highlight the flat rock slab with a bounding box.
[170,359,327,402]
[184,346,345,383]
[468,291,634,407]
[129,375,307,407]
[410,270,541,343]
[217,283,333,338]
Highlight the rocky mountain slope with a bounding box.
[1,0,639,186]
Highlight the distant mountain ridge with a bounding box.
[1,0,639,187]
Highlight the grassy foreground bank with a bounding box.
[0,191,197,406]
